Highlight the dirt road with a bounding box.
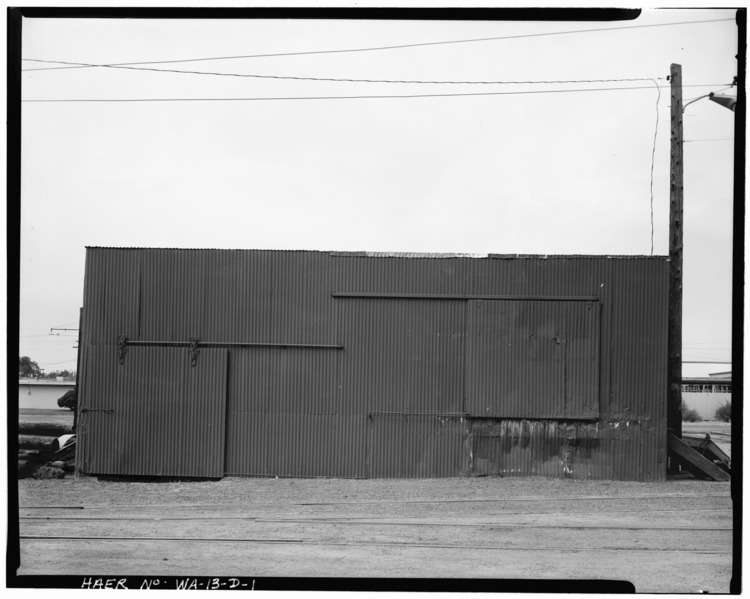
[15,475,733,593]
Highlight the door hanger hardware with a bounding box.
[189,336,200,367]
[117,334,128,365]
[116,334,201,366]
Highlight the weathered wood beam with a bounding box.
[668,433,730,481]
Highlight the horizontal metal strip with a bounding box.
[121,340,343,349]
[332,292,599,301]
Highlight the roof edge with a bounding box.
[84,247,670,260]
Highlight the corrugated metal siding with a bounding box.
[201,250,273,342]
[466,256,668,420]
[368,414,470,478]
[337,299,465,414]
[225,414,366,478]
[270,251,338,345]
[335,255,470,295]
[227,347,342,415]
[471,419,666,481]
[81,249,141,345]
[606,259,669,421]
[79,249,669,481]
[466,300,600,418]
[77,345,227,477]
[565,301,601,418]
[139,250,276,343]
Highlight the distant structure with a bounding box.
[709,371,731,379]
[682,371,731,420]
[18,378,77,410]
[77,247,669,481]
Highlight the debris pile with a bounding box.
[18,420,75,479]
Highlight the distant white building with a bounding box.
[18,379,76,410]
[682,371,731,420]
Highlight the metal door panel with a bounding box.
[78,345,227,477]
[466,300,599,418]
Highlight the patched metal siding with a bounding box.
[466,299,600,418]
[470,419,666,482]
[77,345,227,477]
[368,414,470,478]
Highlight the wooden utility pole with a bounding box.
[668,63,683,440]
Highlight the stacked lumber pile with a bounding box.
[18,421,75,479]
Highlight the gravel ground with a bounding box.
[16,474,727,506]
[14,475,734,593]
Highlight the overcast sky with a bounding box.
[17,8,738,377]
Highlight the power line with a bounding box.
[649,79,660,256]
[685,138,734,143]
[21,83,733,103]
[21,17,735,72]
[35,359,78,366]
[20,60,667,86]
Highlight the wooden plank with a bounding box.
[681,435,730,473]
[668,433,730,481]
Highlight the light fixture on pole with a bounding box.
[682,80,737,112]
[708,92,737,111]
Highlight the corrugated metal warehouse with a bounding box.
[77,247,669,481]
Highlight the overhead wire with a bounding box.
[20,18,734,256]
[649,79,660,256]
[685,138,734,143]
[35,359,78,366]
[20,60,667,86]
[22,83,733,103]
[21,17,735,72]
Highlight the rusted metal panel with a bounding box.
[225,414,367,478]
[470,419,666,481]
[77,345,227,477]
[367,413,470,478]
[336,299,465,414]
[466,300,600,418]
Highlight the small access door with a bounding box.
[77,345,228,478]
[465,299,600,419]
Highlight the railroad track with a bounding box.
[18,492,733,510]
[18,534,733,554]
